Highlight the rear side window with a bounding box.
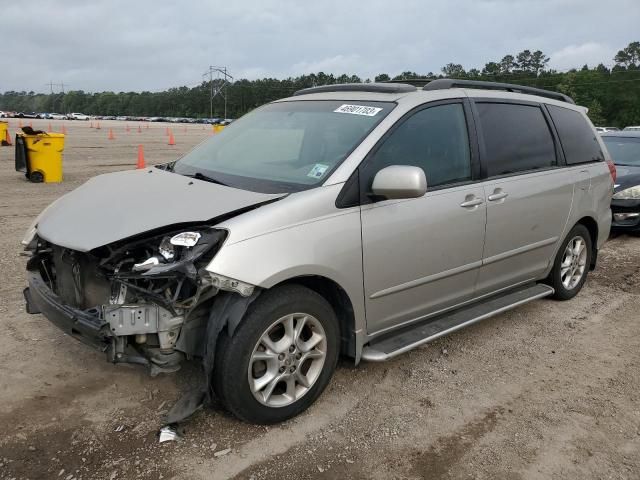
[362,103,471,189]
[547,105,604,164]
[477,103,557,177]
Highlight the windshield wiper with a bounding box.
[187,172,228,186]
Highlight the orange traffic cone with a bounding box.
[90,121,94,128]
[168,131,175,146]
[108,128,115,140]
[29,121,33,128]
[146,123,149,130]
[126,124,130,133]
[183,126,187,134]
[48,122,52,132]
[96,122,101,130]
[137,125,142,133]
[4,129,12,146]
[61,124,67,134]
[18,119,23,128]
[136,145,146,169]
[165,126,170,136]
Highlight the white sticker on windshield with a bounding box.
[334,104,383,116]
[307,163,329,179]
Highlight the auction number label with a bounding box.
[334,104,383,116]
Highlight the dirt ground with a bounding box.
[0,118,638,480]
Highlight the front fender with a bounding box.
[205,207,366,342]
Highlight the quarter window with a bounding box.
[547,105,604,165]
[363,103,472,190]
[477,103,557,177]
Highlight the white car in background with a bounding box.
[49,113,67,120]
[623,126,640,131]
[67,113,90,121]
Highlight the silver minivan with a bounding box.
[23,79,614,424]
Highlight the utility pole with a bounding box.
[202,66,233,119]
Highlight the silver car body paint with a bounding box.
[29,86,613,365]
[35,168,283,252]
[204,88,612,361]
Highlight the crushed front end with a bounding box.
[23,227,237,375]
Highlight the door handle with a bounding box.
[488,191,508,201]
[460,197,484,208]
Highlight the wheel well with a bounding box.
[274,276,357,359]
[576,216,599,270]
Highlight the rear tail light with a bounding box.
[606,158,617,182]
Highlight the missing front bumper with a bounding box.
[25,270,109,351]
[25,270,187,367]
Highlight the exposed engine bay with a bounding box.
[24,226,254,376]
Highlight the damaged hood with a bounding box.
[36,168,284,252]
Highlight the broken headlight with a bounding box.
[129,229,226,277]
[133,231,205,271]
[170,231,202,247]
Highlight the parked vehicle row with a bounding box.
[0,111,233,125]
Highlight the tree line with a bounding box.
[2,41,639,127]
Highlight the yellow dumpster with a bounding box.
[15,132,65,183]
[212,124,225,134]
[0,121,8,146]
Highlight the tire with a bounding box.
[213,284,340,424]
[546,224,592,300]
[29,171,44,183]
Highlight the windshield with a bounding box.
[172,100,394,193]
[602,136,640,166]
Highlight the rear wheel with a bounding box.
[213,284,340,424]
[547,224,592,300]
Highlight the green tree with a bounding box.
[614,41,640,68]
[482,61,500,76]
[587,99,606,126]
[499,55,517,74]
[441,63,466,77]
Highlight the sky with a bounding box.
[2,0,638,93]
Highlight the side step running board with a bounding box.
[361,283,554,362]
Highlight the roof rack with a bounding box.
[293,82,417,96]
[383,78,433,87]
[422,78,575,104]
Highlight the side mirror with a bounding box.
[371,165,427,200]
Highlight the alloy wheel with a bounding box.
[248,313,327,407]
[560,236,588,290]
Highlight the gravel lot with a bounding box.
[0,119,638,480]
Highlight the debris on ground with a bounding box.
[158,425,180,443]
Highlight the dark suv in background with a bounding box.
[601,131,640,232]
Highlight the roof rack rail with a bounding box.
[293,82,417,96]
[423,78,575,104]
[383,78,433,87]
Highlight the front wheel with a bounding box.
[546,224,592,300]
[213,284,340,424]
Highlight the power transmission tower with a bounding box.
[46,81,68,112]
[202,66,233,119]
